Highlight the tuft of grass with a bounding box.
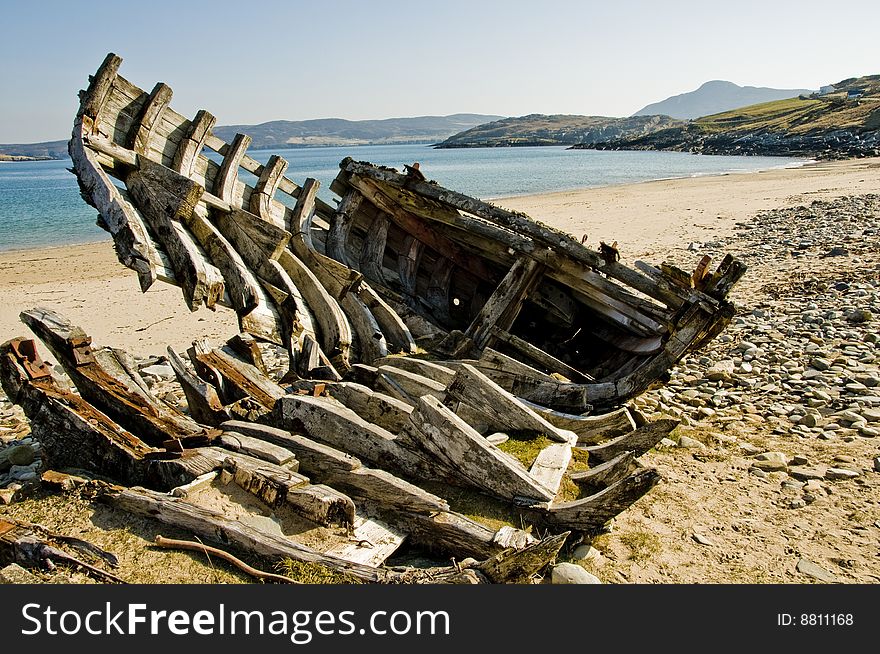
[496,433,554,468]
[618,530,662,563]
[419,481,537,533]
[277,559,362,584]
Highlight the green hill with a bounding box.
[577,75,880,158]
[434,114,684,148]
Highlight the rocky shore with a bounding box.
[579,127,880,160]
[2,194,879,583]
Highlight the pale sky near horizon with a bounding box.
[1,0,877,143]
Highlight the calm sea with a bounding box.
[0,144,806,251]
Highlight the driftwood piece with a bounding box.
[153,535,297,583]
[401,395,555,502]
[445,364,575,443]
[579,418,679,463]
[21,308,204,445]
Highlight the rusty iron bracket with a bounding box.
[69,336,96,366]
[9,339,53,380]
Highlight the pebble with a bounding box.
[571,545,603,562]
[139,364,175,380]
[677,435,705,449]
[551,563,601,584]
[825,467,860,480]
[796,558,838,583]
[692,533,715,546]
[874,456,880,473]
[789,467,826,481]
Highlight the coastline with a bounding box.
[1,156,877,358]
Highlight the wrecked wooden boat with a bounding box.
[70,52,744,412]
[0,52,743,582]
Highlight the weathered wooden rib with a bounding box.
[359,213,390,282]
[356,284,417,354]
[540,467,661,530]
[172,110,216,178]
[464,257,544,350]
[323,382,413,433]
[326,189,361,265]
[569,451,638,488]
[212,133,251,202]
[489,328,594,383]
[126,159,225,310]
[130,83,173,156]
[579,418,679,463]
[528,434,577,497]
[249,154,288,225]
[519,403,636,445]
[371,356,456,385]
[376,364,447,402]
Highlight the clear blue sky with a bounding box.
[1,0,877,143]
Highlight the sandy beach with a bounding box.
[1,157,877,358]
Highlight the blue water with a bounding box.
[0,145,806,251]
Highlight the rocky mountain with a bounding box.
[434,114,684,148]
[579,76,880,159]
[633,80,813,120]
[210,114,505,149]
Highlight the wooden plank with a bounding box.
[579,418,678,462]
[213,132,251,202]
[270,394,442,482]
[249,154,288,224]
[171,109,216,177]
[321,513,405,567]
[326,189,362,266]
[218,431,297,467]
[445,364,574,443]
[100,484,386,583]
[528,434,576,497]
[340,291,388,363]
[426,257,455,323]
[125,159,225,310]
[401,395,555,502]
[359,214,390,283]
[464,257,544,350]
[289,177,321,244]
[130,82,173,156]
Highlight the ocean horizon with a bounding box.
[0,144,807,252]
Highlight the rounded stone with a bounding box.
[551,563,601,584]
